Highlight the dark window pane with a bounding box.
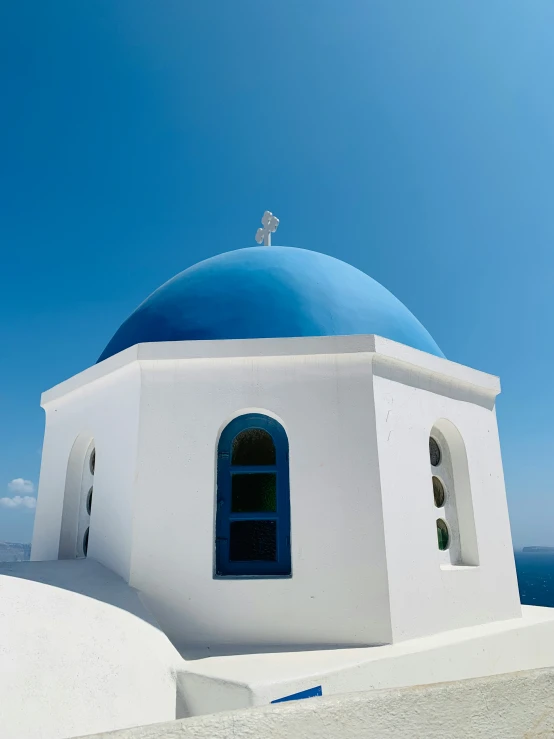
[437,519,450,551]
[432,477,445,508]
[229,520,277,561]
[86,486,93,515]
[429,437,441,467]
[232,428,275,465]
[232,473,276,512]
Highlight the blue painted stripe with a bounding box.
[271,686,322,703]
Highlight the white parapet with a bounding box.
[82,666,554,739]
[174,604,554,716]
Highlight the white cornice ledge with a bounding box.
[41,335,500,406]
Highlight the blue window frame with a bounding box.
[215,414,291,577]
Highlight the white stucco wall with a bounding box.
[372,357,521,641]
[3,557,554,738]
[0,559,182,739]
[33,335,520,653]
[82,667,554,739]
[32,358,141,581]
[176,604,554,716]
[130,348,390,651]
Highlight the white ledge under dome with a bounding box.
[42,334,499,407]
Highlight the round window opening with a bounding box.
[89,448,96,475]
[429,437,441,467]
[436,519,449,551]
[432,477,445,508]
[86,487,93,516]
[83,527,90,557]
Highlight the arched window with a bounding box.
[215,414,291,577]
[58,435,96,560]
[77,443,95,558]
[429,421,478,566]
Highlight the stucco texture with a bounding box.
[0,559,181,739]
[82,667,554,739]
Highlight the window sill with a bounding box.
[213,573,293,580]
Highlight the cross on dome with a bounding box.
[255,211,279,246]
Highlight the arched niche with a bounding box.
[58,433,95,560]
[430,418,479,567]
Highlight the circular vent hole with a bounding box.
[83,527,90,557]
[436,519,449,551]
[89,448,96,475]
[429,437,441,467]
[432,477,445,508]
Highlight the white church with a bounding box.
[2,214,554,739]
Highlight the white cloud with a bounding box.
[1,480,37,510]
[0,495,36,509]
[7,478,35,495]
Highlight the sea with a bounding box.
[515,551,554,607]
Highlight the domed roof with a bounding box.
[98,247,443,362]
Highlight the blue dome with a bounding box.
[98,247,443,362]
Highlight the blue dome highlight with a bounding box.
[98,247,443,362]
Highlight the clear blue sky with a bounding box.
[0,1,552,546]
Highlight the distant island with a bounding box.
[522,546,554,553]
[0,542,31,563]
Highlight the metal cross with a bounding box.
[255,211,279,246]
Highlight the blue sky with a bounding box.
[0,1,553,546]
